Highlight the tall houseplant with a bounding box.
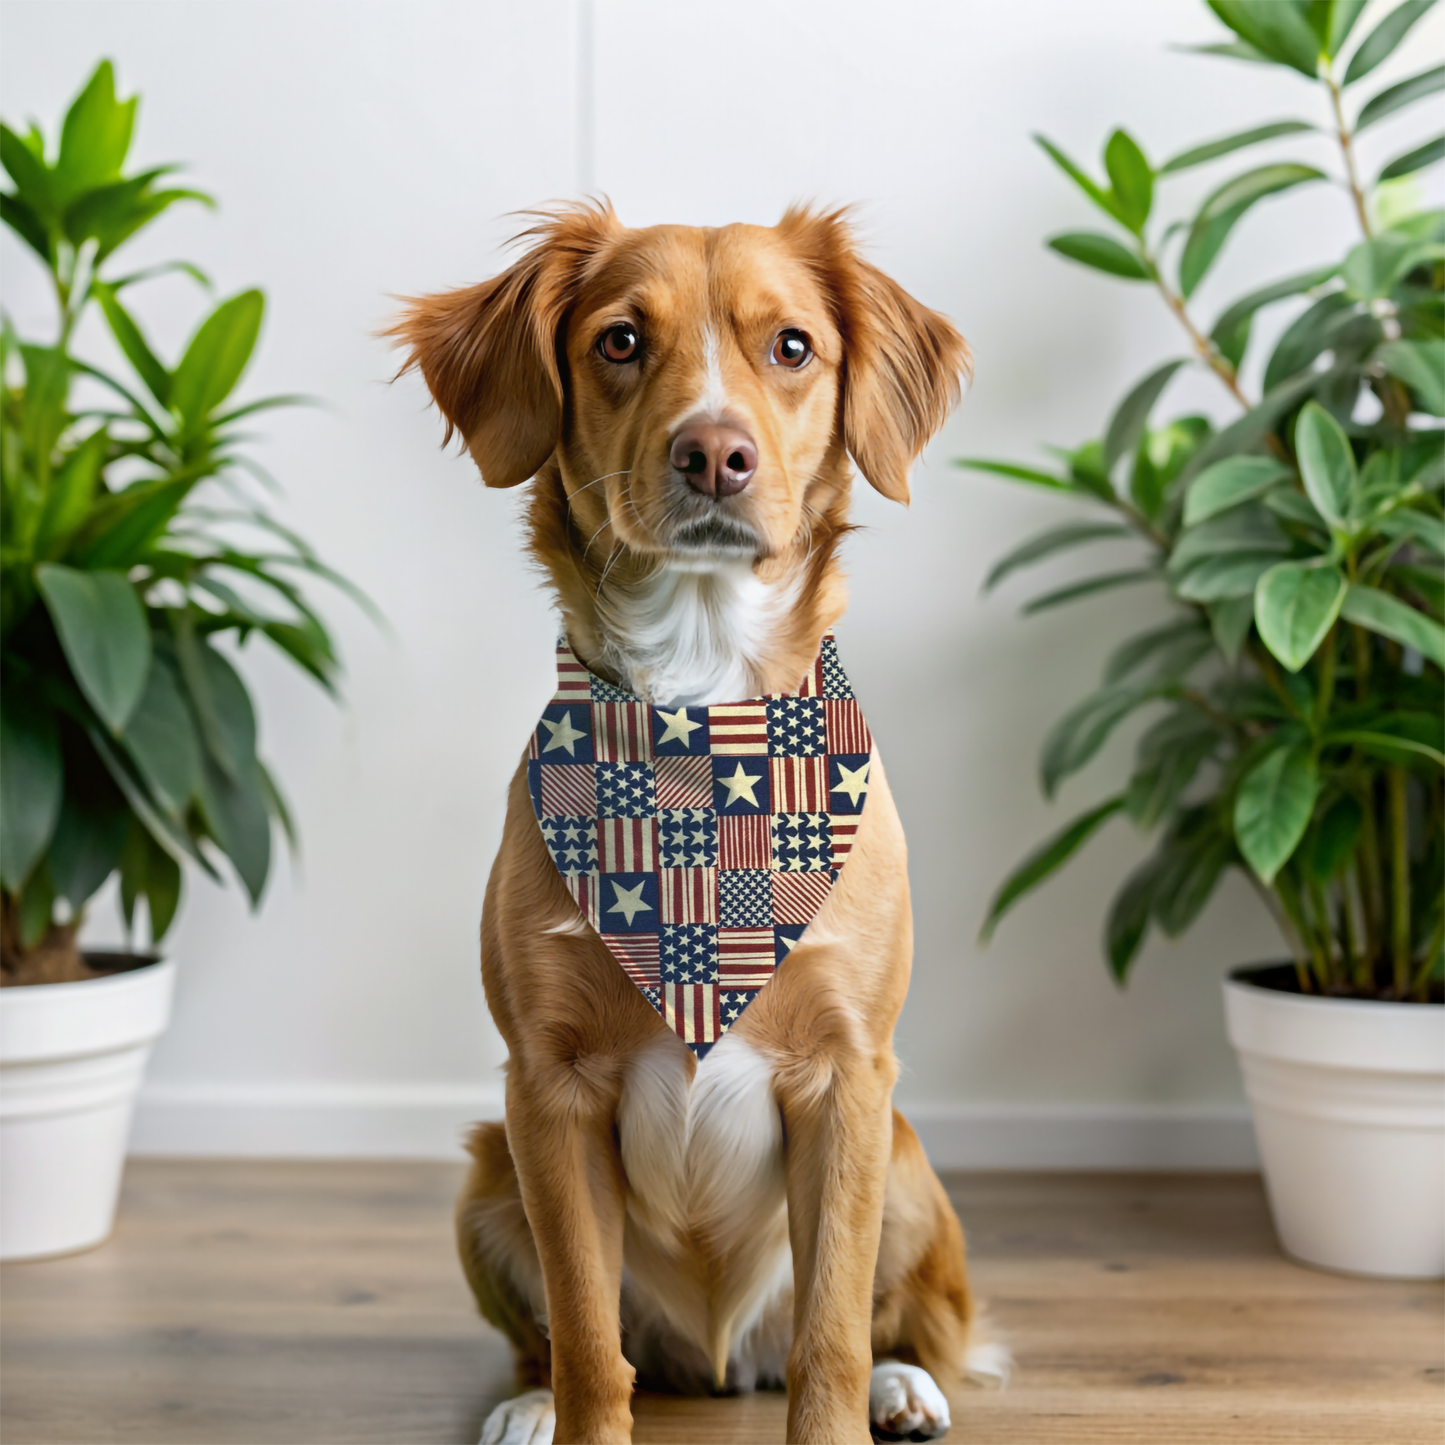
[961,0,1443,1276]
[0,61,362,1258]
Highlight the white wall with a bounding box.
[3,0,1439,1165]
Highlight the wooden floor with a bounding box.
[1,1162,1440,1445]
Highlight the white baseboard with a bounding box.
[132,1083,1258,1169]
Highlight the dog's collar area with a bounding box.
[526,632,872,1055]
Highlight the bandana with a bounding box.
[526,634,873,1056]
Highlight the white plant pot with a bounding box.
[1224,966,1444,1280]
[0,955,175,1261]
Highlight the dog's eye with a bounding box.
[599,324,640,363]
[770,330,811,369]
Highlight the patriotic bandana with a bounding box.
[526,633,873,1057]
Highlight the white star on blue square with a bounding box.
[596,761,656,817]
[539,817,598,876]
[660,923,719,984]
[766,696,826,756]
[770,812,832,872]
[719,870,772,927]
[659,808,717,867]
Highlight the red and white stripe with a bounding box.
[708,703,768,755]
[825,700,871,755]
[597,817,657,873]
[555,646,592,702]
[771,871,834,925]
[718,928,776,987]
[830,815,862,867]
[718,815,771,869]
[663,983,719,1047]
[565,875,598,920]
[602,933,659,989]
[593,702,653,761]
[793,653,824,697]
[539,763,596,818]
[770,756,827,812]
[660,867,717,924]
[653,755,713,808]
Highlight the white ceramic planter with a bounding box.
[1224,967,1444,1280]
[0,956,175,1261]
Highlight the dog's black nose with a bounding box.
[670,423,757,499]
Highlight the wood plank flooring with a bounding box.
[1,1161,1439,1444]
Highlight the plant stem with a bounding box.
[1326,72,1373,241]
[1414,912,1444,1000]
[1314,623,1338,726]
[1339,873,1367,990]
[1146,259,1253,409]
[1357,784,1385,969]
[1388,766,1411,996]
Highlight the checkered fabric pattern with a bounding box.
[527,633,873,1057]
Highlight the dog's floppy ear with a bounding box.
[782,206,971,505]
[389,202,619,488]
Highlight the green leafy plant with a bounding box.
[1,61,367,984]
[962,0,1443,1001]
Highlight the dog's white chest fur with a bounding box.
[616,1032,791,1380]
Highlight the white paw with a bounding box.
[869,1361,951,1440]
[480,1387,555,1445]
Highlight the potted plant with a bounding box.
[961,0,1443,1278]
[0,62,362,1259]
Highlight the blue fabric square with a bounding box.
[659,809,717,867]
[539,817,598,876]
[827,754,871,815]
[774,924,806,963]
[771,812,832,872]
[527,759,543,819]
[589,674,637,702]
[597,761,656,817]
[766,696,826,756]
[660,923,719,984]
[537,703,594,763]
[820,636,854,700]
[719,870,773,927]
[598,872,660,933]
[652,705,710,755]
[711,755,770,814]
[719,987,760,1028]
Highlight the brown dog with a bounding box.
[393,202,1004,1445]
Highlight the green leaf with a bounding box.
[1180,40,1276,64]
[1357,64,1445,130]
[1173,552,1281,602]
[983,522,1132,592]
[1380,135,1445,181]
[1104,618,1211,682]
[980,796,1125,942]
[1343,0,1437,85]
[1,190,51,262]
[92,186,212,264]
[1102,359,1189,475]
[1103,129,1152,233]
[1375,338,1445,414]
[1326,720,1445,767]
[1207,0,1324,76]
[1047,231,1151,281]
[0,122,56,219]
[34,564,151,732]
[54,61,135,204]
[1160,121,1317,175]
[1340,583,1445,666]
[1021,568,1158,615]
[47,773,129,910]
[35,427,106,557]
[173,622,258,781]
[1306,796,1363,881]
[93,281,170,406]
[18,863,55,948]
[1322,0,1371,56]
[87,725,211,873]
[1106,857,1162,983]
[1184,456,1293,525]
[1294,400,1358,530]
[1235,745,1318,884]
[257,759,298,856]
[1034,134,1127,224]
[1377,506,1445,555]
[1169,504,1290,574]
[1041,685,1162,797]
[0,699,62,890]
[121,656,203,813]
[168,290,265,431]
[954,459,1074,490]
[1126,713,1220,826]
[66,477,190,570]
[196,755,271,905]
[1210,265,1337,369]
[1262,290,1356,392]
[1342,232,1418,299]
[1153,818,1234,936]
[1180,165,1327,297]
[1255,561,1347,670]
[1211,594,1257,660]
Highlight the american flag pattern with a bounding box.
[528,633,872,1057]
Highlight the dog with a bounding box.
[392,201,1005,1445]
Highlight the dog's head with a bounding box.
[392,201,969,570]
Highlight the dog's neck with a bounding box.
[526,468,851,707]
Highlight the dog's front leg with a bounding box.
[777,1044,895,1444]
[505,1064,634,1445]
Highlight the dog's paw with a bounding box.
[479,1387,555,1445]
[869,1361,951,1441]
